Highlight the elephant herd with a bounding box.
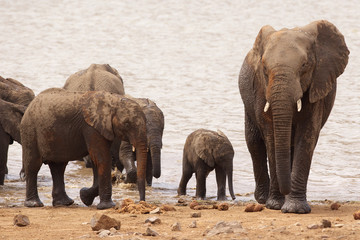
[0,20,349,214]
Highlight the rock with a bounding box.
[145,217,161,224]
[244,203,263,212]
[150,207,161,214]
[90,214,121,231]
[13,215,30,227]
[98,230,110,238]
[143,227,159,236]
[334,224,344,228]
[322,219,332,228]
[161,205,176,211]
[189,201,198,209]
[294,222,301,226]
[171,222,181,231]
[189,221,197,228]
[307,224,320,229]
[330,202,341,210]
[253,204,264,212]
[204,221,243,236]
[190,212,201,218]
[353,210,360,220]
[218,203,229,211]
[178,198,186,203]
[109,227,117,235]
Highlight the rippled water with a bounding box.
[0,0,359,207]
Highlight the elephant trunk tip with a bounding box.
[279,183,291,196]
[153,169,161,178]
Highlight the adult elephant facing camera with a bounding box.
[238,20,349,213]
[20,88,148,209]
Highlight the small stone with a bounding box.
[190,212,201,218]
[353,210,360,220]
[253,204,264,212]
[13,215,30,227]
[322,219,332,228]
[171,222,181,231]
[98,230,111,238]
[307,224,320,229]
[189,201,199,209]
[178,198,186,203]
[218,203,229,211]
[244,203,256,212]
[161,205,176,211]
[334,224,344,228]
[294,222,301,226]
[145,217,161,224]
[205,221,243,237]
[330,202,341,210]
[143,227,159,236]
[150,207,161,214]
[109,227,117,235]
[189,221,197,228]
[90,214,121,231]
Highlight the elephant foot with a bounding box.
[125,170,137,184]
[254,184,269,204]
[52,195,74,207]
[25,197,44,207]
[281,195,311,214]
[0,175,4,185]
[80,187,97,206]
[97,200,115,210]
[265,194,285,210]
[217,195,227,201]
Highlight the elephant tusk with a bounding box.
[132,145,135,152]
[264,101,270,112]
[297,99,302,112]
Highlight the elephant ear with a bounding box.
[304,20,349,103]
[0,99,27,143]
[81,91,115,141]
[252,25,276,61]
[194,130,216,168]
[212,130,234,161]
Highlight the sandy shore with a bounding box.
[1,199,360,240]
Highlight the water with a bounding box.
[0,0,359,207]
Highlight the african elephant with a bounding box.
[177,129,236,201]
[64,64,164,186]
[63,63,125,94]
[0,76,34,185]
[238,20,349,213]
[20,88,148,209]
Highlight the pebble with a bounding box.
[150,207,161,214]
[330,202,341,210]
[189,221,197,228]
[353,210,360,220]
[13,215,30,227]
[145,217,161,224]
[322,219,332,228]
[171,222,181,231]
[334,224,344,228]
[294,222,301,226]
[218,203,229,211]
[90,214,121,231]
[98,230,110,238]
[143,227,159,236]
[307,224,320,229]
[190,212,201,218]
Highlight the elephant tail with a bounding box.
[227,170,236,200]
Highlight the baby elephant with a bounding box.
[177,129,236,201]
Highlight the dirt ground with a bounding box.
[0,200,359,240]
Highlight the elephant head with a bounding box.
[247,20,349,195]
[0,76,35,106]
[136,98,164,179]
[81,91,148,200]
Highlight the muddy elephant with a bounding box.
[177,129,235,201]
[0,76,34,185]
[238,20,349,213]
[64,64,164,186]
[20,88,148,209]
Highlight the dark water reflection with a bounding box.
[0,0,359,207]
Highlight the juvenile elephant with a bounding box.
[20,88,148,209]
[238,20,349,213]
[0,76,34,185]
[177,129,236,201]
[64,64,164,186]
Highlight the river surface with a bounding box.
[0,0,359,207]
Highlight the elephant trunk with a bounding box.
[150,145,161,178]
[136,141,148,201]
[269,75,299,196]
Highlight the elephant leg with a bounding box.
[0,129,10,185]
[119,141,137,183]
[177,155,193,196]
[281,126,320,214]
[146,151,153,186]
[245,114,270,204]
[80,163,99,206]
[215,165,226,201]
[48,161,74,206]
[24,156,43,207]
[195,168,208,200]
